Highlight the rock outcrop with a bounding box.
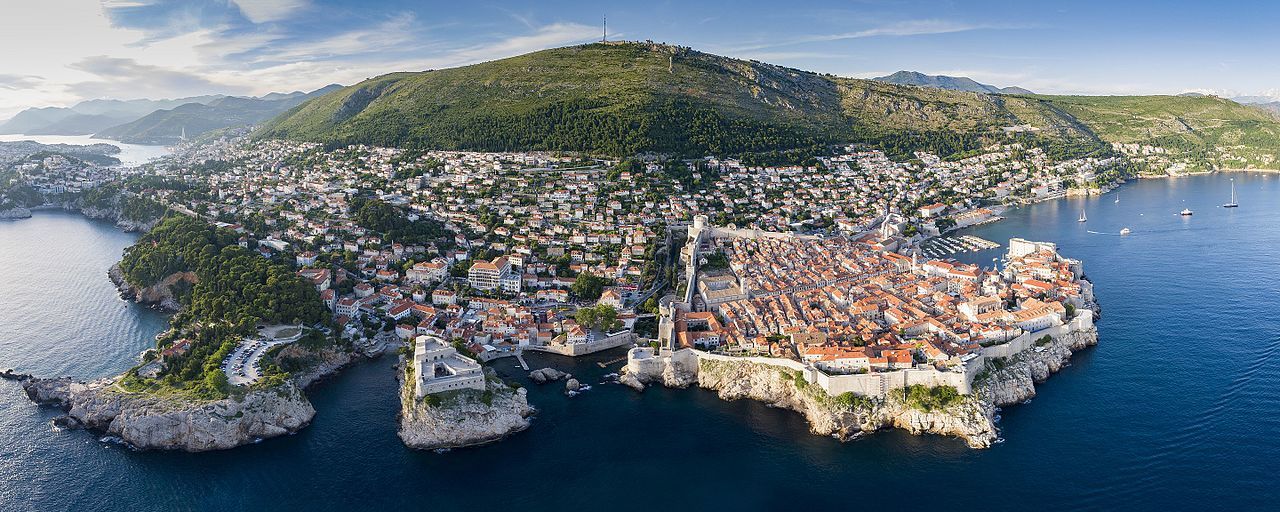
[76,203,161,233]
[528,367,567,384]
[0,206,33,220]
[398,368,534,450]
[976,327,1098,406]
[22,377,315,451]
[108,263,194,311]
[622,328,1098,449]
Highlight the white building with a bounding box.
[468,256,520,293]
[413,335,485,398]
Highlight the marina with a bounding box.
[917,234,1002,258]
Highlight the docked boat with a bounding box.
[1180,208,1194,216]
[1120,227,1132,235]
[1078,209,1087,222]
[1223,178,1239,208]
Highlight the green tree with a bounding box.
[571,272,607,301]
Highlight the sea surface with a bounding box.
[0,134,170,167]
[2,174,1279,511]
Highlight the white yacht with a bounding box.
[1078,209,1087,222]
[1180,208,1194,216]
[1120,227,1132,235]
[1223,179,1239,208]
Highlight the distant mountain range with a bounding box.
[1225,95,1280,116]
[0,96,224,136]
[0,85,341,144]
[95,85,342,144]
[872,71,1034,95]
[1177,93,1280,116]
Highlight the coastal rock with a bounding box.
[108,263,194,312]
[528,367,567,384]
[622,328,1098,449]
[977,328,1099,406]
[398,368,534,450]
[0,368,34,381]
[693,357,997,448]
[621,347,697,389]
[618,372,646,392]
[0,206,33,220]
[564,378,581,392]
[21,377,316,451]
[77,203,160,233]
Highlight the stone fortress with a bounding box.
[414,335,485,398]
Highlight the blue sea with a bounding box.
[2,174,1279,511]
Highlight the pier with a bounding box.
[597,355,628,368]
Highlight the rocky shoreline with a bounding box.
[13,341,374,452]
[0,206,33,220]
[621,328,1098,448]
[76,203,161,233]
[21,377,316,451]
[108,264,192,312]
[4,202,160,232]
[397,365,534,450]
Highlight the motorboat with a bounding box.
[1120,227,1132,235]
[1180,208,1193,216]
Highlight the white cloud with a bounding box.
[727,19,1013,53]
[250,13,418,63]
[230,0,310,24]
[67,56,252,98]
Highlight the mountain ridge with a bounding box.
[95,85,342,144]
[872,70,1033,95]
[256,42,1280,164]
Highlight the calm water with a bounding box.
[3,174,1279,511]
[0,134,170,167]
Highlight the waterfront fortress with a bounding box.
[398,335,533,449]
[626,220,1097,447]
[413,335,485,397]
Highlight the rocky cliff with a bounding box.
[975,327,1098,406]
[623,327,1098,449]
[398,367,534,450]
[14,339,375,452]
[108,263,193,311]
[76,203,161,232]
[22,377,315,451]
[0,206,33,220]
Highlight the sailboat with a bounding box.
[1078,209,1087,222]
[1223,178,1239,208]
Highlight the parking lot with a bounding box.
[222,325,305,386]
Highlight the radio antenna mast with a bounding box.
[603,16,607,42]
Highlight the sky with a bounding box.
[2,0,1280,118]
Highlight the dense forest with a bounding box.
[349,196,448,246]
[118,215,329,398]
